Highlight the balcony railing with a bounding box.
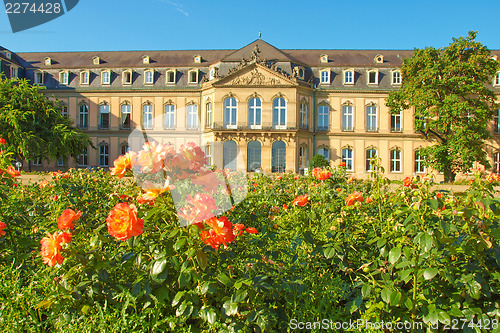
[211,122,297,131]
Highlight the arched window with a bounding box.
[99,103,109,129]
[164,104,175,129]
[120,103,131,129]
[248,98,262,128]
[223,140,237,171]
[273,98,287,129]
[318,147,329,160]
[247,141,261,172]
[224,97,238,128]
[142,103,153,129]
[272,141,286,173]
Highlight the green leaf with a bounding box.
[178,270,191,288]
[217,273,232,287]
[196,250,207,270]
[323,245,335,259]
[223,301,238,316]
[361,285,372,298]
[151,258,167,278]
[388,247,402,265]
[381,288,392,304]
[172,291,185,307]
[423,268,438,280]
[206,308,217,324]
[389,290,402,306]
[231,289,248,303]
[174,237,187,251]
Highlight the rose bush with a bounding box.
[0,146,499,332]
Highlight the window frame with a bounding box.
[320,70,330,84]
[224,97,238,129]
[34,71,44,85]
[78,103,89,129]
[390,149,402,172]
[248,97,262,129]
[80,70,90,85]
[247,140,262,172]
[366,104,378,132]
[300,102,308,129]
[342,148,354,172]
[414,150,426,173]
[495,72,500,86]
[205,102,212,128]
[164,103,175,130]
[205,144,212,166]
[10,66,17,78]
[367,70,379,85]
[365,148,377,172]
[122,69,133,85]
[142,103,154,130]
[299,146,308,170]
[99,103,110,130]
[342,104,354,131]
[317,147,329,161]
[77,148,88,167]
[272,97,287,129]
[144,69,154,84]
[392,70,402,85]
[390,111,402,132]
[317,104,329,131]
[343,69,354,85]
[494,109,500,134]
[59,70,69,85]
[166,69,176,84]
[101,70,111,85]
[188,69,199,84]
[120,103,131,130]
[99,144,109,167]
[186,104,198,130]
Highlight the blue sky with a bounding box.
[1,0,500,52]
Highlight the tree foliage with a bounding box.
[0,75,93,165]
[386,31,498,182]
[310,154,330,169]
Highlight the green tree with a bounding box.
[0,75,94,167]
[310,154,329,169]
[386,31,498,182]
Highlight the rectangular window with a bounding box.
[494,109,500,134]
[121,104,131,129]
[299,146,308,170]
[496,73,500,86]
[57,157,64,167]
[272,98,287,129]
[392,71,401,85]
[100,104,110,129]
[224,98,238,128]
[78,104,89,129]
[142,104,153,129]
[187,104,198,129]
[320,70,330,84]
[205,102,212,128]
[318,105,329,131]
[390,150,401,172]
[80,71,89,85]
[59,71,69,85]
[368,71,378,84]
[164,104,175,129]
[61,105,68,117]
[391,112,402,132]
[101,71,110,85]
[342,105,353,131]
[78,148,88,167]
[248,98,262,128]
[366,105,378,131]
[344,71,353,84]
[205,144,212,166]
[342,148,354,172]
[35,72,44,85]
[10,67,17,78]
[121,145,129,155]
[414,150,425,173]
[366,149,377,172]
[33,158,42,166]
[145,70,154,84]
[99,145,109,167]
[188,70,198,84]
[300,103,308,129]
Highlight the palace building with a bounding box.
[1,40,500,180]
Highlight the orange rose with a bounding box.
[0,221,6,236]
[0,138,5,145]
[5,166,20,178]
[201,216,235,250]
[106,203,144,241]
[245,227,258,234]
[110,152,137,178]
[403,176,413,187]
[178,193,218,225]
[58,208,82,230]
[312,167,332,181]
[487,173,500,183]
[137,141,168,174]
[345,191,364,206]
[40,231,71,266]
[292,195,309,207]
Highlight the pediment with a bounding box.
[213,63,298,87]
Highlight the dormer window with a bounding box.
[188,69,199,84]
[144,69,154,84]
[34,71,44,85]
[44,57,52,66]
[343,69,354,85]
[320,69,330,84]
[367,70,379,85]
[5,51,11,59]
[166,69,176,84]
[320,54,328,63]
[122,69,132,85]
[392,70,402,85]
[59,70,69,85]
[193,55,201,63]
[374,54,384,64]
[294,66,305,80]
[101,70,111,85]
[142,55,150,64]
[80,70,89,85]
[93,56,100,65]
[209,67,215,80]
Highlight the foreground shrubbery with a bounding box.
[0,141,499,332]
